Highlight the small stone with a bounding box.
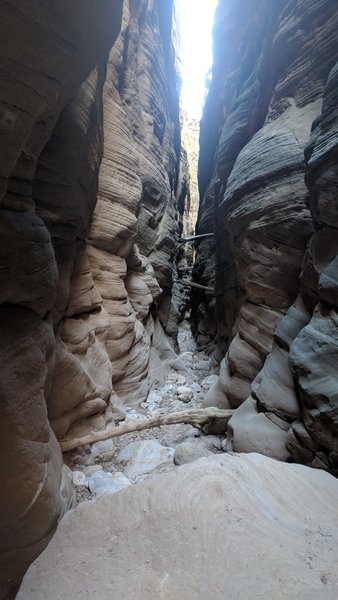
[147,391,162,404]
[176,374,187,385]
[118,440,174,480]
[146,404,161,415]
[174,441,213,465]
[221,438,227,452]
[207,436,223,451]
[88,470,131,496]
[167,372,178,383]
[194,360,210,371]
[90,439,116,462]
[83,465,103,477]
[72,470,88,487]
[201,374,218,390]
[191,382,202,392]
[124,410,148,424]
[179,351,194,363]
[177,385,194,403]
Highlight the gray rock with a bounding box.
[118,440,174,480]
[71,471,88,487]
[88,470,131,496]
[176,385,194,403]
[83,465,103,477]
[200,375,218,390]
[174,441,214,465]
[90,439,116,462]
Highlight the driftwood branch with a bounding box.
[175,279,215,293]
[179,232,214,243]
[60,407,234,453]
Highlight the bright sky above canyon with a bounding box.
[176,0,218,119]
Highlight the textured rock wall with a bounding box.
[195,0,338,471]
[52,0,185,448]
[0,1,184,597]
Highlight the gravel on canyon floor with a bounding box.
[69,319,224,502]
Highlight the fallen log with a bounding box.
[60,407,234,453]
[178,232,214,243]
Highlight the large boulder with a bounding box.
[18,453,338,600]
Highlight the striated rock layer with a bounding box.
[52,0,185,447]
[194,0,338,471]
[0,1,185,596]
[18,453,338,599]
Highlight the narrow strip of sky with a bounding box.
[176,0,218,120]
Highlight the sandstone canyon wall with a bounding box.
[194,0,338,473]
[0,1,185,597]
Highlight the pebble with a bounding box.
[147,391,162,404]
[200,374,218,390]
[177,385,194,403]
[91,439,116,462]
[88,470,131,496]
[124,410,148,424]
[174,441,213,465]
[83,465,103,477]
[72,470,88,487]
[194,360,210,371]
[190,382,202,392]
[179,351,194,363]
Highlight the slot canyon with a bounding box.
[1,1,338,598]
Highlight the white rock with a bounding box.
[147,391,162,404]
[179,351,194,363]
[194,359,210,370]
[90,439,115,462]
[124,410,147,424]
[174,441,214,465]
[83,465,103,477]
[177,385,192,395]
[167,372,178,384]
[176,374,187,385]
[190,382,202,392]
[146,404,161,415]
[88,470,131,496]
[177,385,194,403]
[200,374,218,390]
[118,440,174,480]
[72,471,88,487]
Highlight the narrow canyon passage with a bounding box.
[69,318,224,504]
[1,1,338,599]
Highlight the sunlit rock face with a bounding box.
[195,0,338,470]
[52,0,184,446]
[0,0,184,596]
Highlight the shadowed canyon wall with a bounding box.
[194,0,338,473]
[0,1,185,597]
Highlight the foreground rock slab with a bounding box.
[18,454,338,600]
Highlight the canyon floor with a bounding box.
[70,318,224,501]
[18,321,338,600]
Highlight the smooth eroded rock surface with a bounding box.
[194,0,338,472]
[18,453,338,600]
